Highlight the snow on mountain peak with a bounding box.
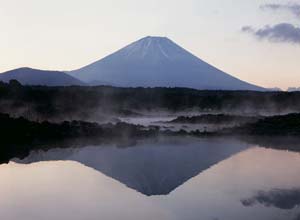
[116,36,194,63]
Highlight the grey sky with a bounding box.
[0,0,299,89]
[261,3,300,18]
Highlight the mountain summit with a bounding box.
[70,36,265,90]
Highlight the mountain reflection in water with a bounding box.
[0,137,300,220]
[14,137,249,196]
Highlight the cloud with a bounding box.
[261,3,300,18]
[242,23,300,44]
[241,188,300,210]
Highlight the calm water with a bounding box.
[1,137,300,220]
[119,116,233,132]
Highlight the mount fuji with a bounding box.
[70,36,265,91]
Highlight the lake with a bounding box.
[1,137,300,220]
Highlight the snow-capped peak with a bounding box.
[119,36,191,62]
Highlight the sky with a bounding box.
[0,0,299,89]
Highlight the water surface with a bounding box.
[1,137,300,220]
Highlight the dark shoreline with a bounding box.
[1,112,300,164]
[1,81,300,122]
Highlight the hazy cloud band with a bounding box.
[261,3,300,18]
[242,23,300,44]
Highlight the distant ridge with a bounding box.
[70,36,266,91]
[0,67,85,86]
